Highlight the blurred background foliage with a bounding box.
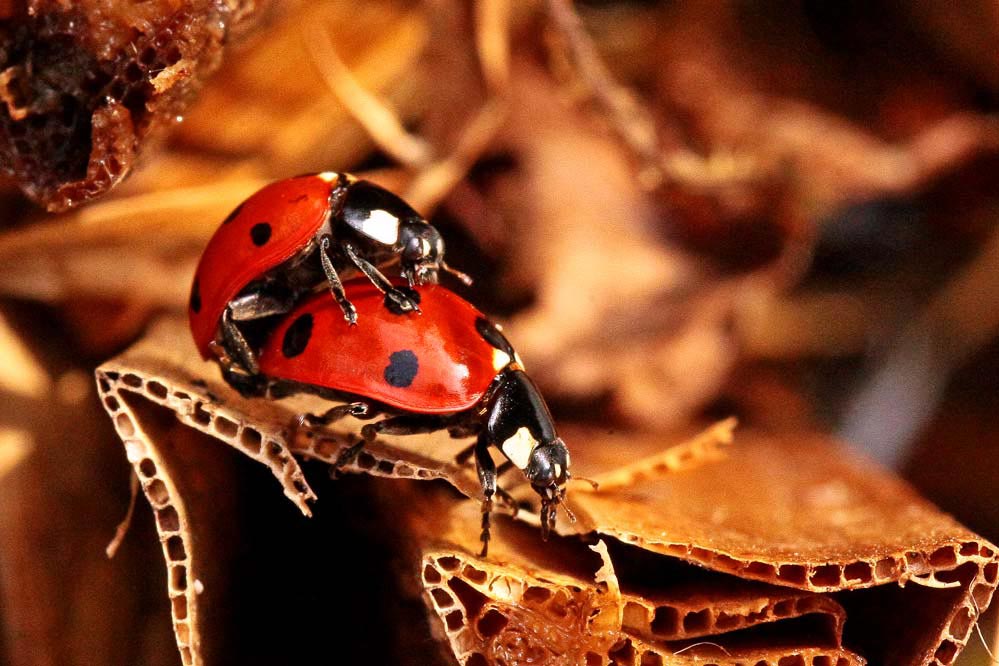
[1,0,999,663]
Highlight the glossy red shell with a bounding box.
[258,282,501,413]
[188,174,341,358]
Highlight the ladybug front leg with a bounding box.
[318,235,358,325]
[341,241,422,316]
[473,433,498,557]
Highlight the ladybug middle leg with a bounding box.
[340,241,422,315]
[318,235,358,325]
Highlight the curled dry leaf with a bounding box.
[95,315,998,665]
[404,488,855,666]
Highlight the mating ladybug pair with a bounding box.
[189,172,572,553]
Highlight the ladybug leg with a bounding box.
[341,241,422,315]
[318,235,358,325]
[221,307,259,375]
[228,290,295,321]
[474,433,498,557]
[300,401,375,427]
[359,413,452,441]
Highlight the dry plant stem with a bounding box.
[94,315,999,666]
[105,471,140,559]
[311,0,511,212]
[403,98,508,211]
[306,21,432,167]
[475,0,512,94]
[545,0,663,183]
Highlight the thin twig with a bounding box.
[544,0,662,182]
[306,22,431,167]
[307,0,512,213]
[970,592,998,662]
[105,471,140,559]
[404,98,507,210]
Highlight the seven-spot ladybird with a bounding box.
[188,172,470,385]
[251,280,571,555]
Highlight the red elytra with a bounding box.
[188,173,342,358]
[258,281,503,413]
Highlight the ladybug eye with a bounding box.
[404,235,425,260]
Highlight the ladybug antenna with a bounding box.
[570,475,600,491]
[442,261,473,286]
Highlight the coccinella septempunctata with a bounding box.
[188,172,470,387]
[251,279,571,555]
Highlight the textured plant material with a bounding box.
[0,0,276,211]
[96,316,998,666]
[411,496,862,666]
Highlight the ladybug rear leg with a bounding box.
[220,289,298,376]
[221,308,260,375]
[341,241,422,316]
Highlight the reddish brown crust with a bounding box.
[0,0,268,211]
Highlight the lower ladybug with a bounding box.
[188,172,470,388]
[250,279,571,554]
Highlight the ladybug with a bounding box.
[188,172,470,388]
[251,279,572,555]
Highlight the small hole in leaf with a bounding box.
[166,536,186,561]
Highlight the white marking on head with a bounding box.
[501,427,537,470]
[553,463,562,479]
[360,209,400,244]
[317,171,338,183]
[492,348,511,372]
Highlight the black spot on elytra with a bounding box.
[384,350,418,388]
[250,222,272,246]
[189,278,201,313]
[221,202,244,225]
[282,314,313,358]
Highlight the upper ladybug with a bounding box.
[188,172,469,389]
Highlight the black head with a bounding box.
[524,439,571,539]
[485,368,570,540]
[399,221,445,285]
